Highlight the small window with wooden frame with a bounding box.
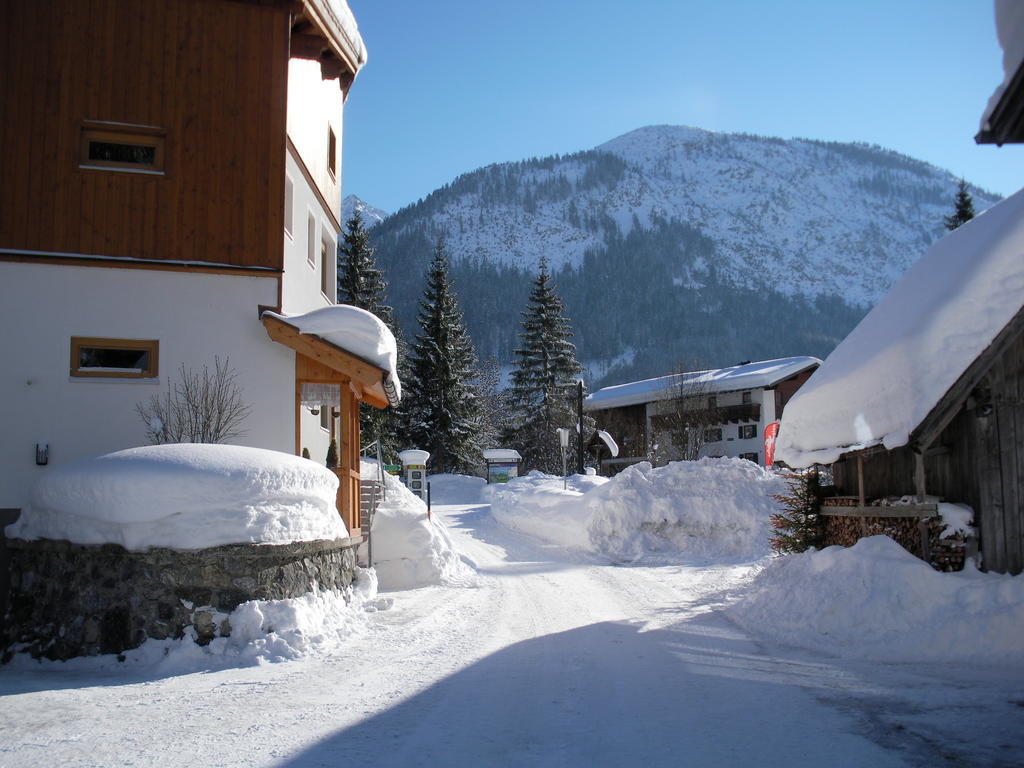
[70,337,159,379]
[327,126,337,179]
[79,121,166,174]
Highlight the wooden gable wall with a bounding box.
[0,0,290,270]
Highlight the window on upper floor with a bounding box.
[704,427,722,443]
[742,390,752,405]
[321,234,335,301]
[79,122,165,174]
[327,127,337,179]
[70,337,159,379]
[739,424,757,440]
[307,213,316,266]
[284,175,294,237]
[707,395,717,409]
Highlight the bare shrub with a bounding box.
[137,356,251,444]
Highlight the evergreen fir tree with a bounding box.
[400,240,483,474]
[337,213,408,462]
[769,470,823,554]
[506,258,588,473]
[943,178,976,231]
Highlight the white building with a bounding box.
[584,357,821,473]
[0,1,392,534]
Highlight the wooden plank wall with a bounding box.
[0,0,289,269]
[832,332,1024,574]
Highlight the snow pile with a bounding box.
[264,305,401,402]
[489,459,786,562]
[426,473,487,505]
[777,187,1024,467]
[729,536,1024,664]
[364,464,475,590]
[7,574,384,672]
[586,460,786,563]
[487,471,606,549]
[6,444,346,551]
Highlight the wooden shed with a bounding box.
[776,189,1024,574]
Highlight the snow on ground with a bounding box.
[362,465,476,590]
[5,444,346,550]
[488,458,786,563]
[2,468,1023,766]
[730,535,1024,664]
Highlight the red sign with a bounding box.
[764,421,780,466]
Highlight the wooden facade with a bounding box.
[832,309,1024,574]
[0,0,290,270]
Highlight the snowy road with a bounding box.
[2,498,1022,767]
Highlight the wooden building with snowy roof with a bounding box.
[0,0,396,537]
[775,189,1024,574]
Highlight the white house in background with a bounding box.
[584,357,821,473]
[0,0,395,534]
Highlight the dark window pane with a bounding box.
[88,140,156,165]
[79,347,150,370]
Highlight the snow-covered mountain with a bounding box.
[370,126,1001,385]
[342,194,389,227]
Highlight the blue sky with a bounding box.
[343,0,1020,214]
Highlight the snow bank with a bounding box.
[776,187,1024,467]
[487,471,604,549]
[587,460,787,563]
[6,573,384,672]
[7,444,346,551]
[363,464,475,590]
[426,473,487,505]
[264,305,401,403]
[489,459,786,563]
[729,536,1024,664]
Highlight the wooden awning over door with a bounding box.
[262,313,389,408]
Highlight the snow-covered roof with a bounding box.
[584,357,821,411]
[263,305,401,406]
[979,0,1024,140]
[482,449,522,462]
[776,187,1024,468]
[308,0,367,70]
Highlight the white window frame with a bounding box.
[307,212,317,267]
[284,175,294,238]
[320,229,336,302]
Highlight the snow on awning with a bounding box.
[262,305,401,408]
[978,0,1024,143]
[775,187,1024,468]
[584,357,821,411]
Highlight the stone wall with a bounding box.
[3,536,358,661]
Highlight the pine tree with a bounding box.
[337,213,408,462]
[506,258,588,473]
[769,470,823,554]
[943,179,976,231]
[400,241,483,474]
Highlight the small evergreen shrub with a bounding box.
[769,469,824,554]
